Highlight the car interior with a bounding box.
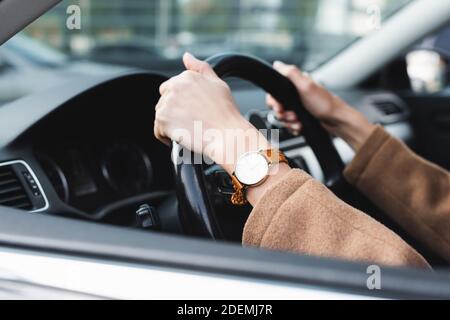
[1,0,450,299]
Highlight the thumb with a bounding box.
[183,52,217,78]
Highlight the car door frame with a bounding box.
[1,206,450,299]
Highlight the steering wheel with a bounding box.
[172,53,345,240]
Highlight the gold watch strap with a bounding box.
[231,149,288,206]
[265,149,288,166]
[230,175,246,206]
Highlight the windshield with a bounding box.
[4,34,68,67]
[15,0,412,72]
[0,0,413,105]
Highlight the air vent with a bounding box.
[0,166,32,210]
[0,161,47,212]
[373,101,403,116]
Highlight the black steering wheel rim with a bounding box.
[173,53,344,240]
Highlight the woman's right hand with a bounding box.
[267,61,376,151]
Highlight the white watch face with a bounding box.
[235,152,269,186]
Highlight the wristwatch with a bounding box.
[231,149,288,206]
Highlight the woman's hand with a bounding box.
[154,53,293,206]
[154,53,271,175]
[267,61,376,150]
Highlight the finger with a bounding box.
[282,121,302,131]
[266,96,299,122]
[160,72,185,96]
[266,94,285,114]
[183,52,217,78]
[273,60,301,73]
[153,120,171,146]
[159,80,170,96]
[155,92,169,111]
[278,111,299,123]
[155,97,163,111]
[273,61,316,96]
[281,121,302,136]
[273,61,305,82]
[154,100,172,146]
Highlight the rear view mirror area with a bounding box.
[407,25,450,94]
[406,50,448,94]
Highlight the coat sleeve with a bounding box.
[344,126,450,263]
[242,168,430,269]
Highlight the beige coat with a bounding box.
[243,126,450,269]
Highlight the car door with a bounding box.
[1,205,450,300]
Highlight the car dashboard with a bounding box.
[0,72,174,224]
[0,71,413,231]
